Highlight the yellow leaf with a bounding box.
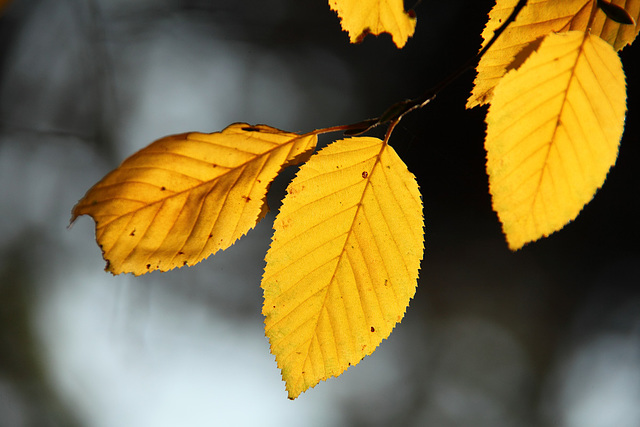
[328,0,416,48]
[262,137,424,399]
[467,0,639,108]
[71,123,317,275]
[486,31,626,249]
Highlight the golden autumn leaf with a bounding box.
[71,123,317,275]
[262,137,424,399]
[328,0,416,48]
[467,0,639,108]
[486,31,626,249]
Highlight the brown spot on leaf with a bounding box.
[362,171,368,178]
[370,326,375,332]
[243,195,251,202]
[355,27,371,43]
[208,234,213,239]
[129,229,135,236]
[178,251,184,255]
[408,9,416,19]
[161,186,166,191]
[183,260,188,266]
[146,264,151,269]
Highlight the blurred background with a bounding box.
[1,0,639,426]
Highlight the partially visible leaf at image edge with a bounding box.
[262,136,424,399]
[328,0,417,48]
[467,0,639,108]
[71,123,317,275]
[485,31,626,249]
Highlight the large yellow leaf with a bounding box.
[467,0,639,108]
[71,123,317,275]
[486,31,626,249]
[328,0,416,48]
[262,137,424,399]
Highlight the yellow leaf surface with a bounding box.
[262,137,424,399]
[328,0,416,48]
[486,31,626,249]
[467,0,639,108]
[71,123,317,275]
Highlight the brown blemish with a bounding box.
[355,27,371,44]
[208,234,213,239]
[370,326,375,332]
[129,229,136,236]
[161,186,166,191]
[183,260,188,266]
[362,171,368,178]
[178,251,184,255]
[146,264,151,269]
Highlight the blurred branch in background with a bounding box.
[0,0,639,426]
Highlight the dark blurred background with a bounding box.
[1,1,639,426]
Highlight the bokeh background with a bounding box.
[1,1,639,426]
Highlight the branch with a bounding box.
[342,0,529,136]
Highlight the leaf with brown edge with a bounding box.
[262,136,424,399]
[71,123,317,275]
[467,0,639,108]
[485,31,626,249]
[328,0,416,48]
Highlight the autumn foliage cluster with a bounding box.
[71,0,638,398]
